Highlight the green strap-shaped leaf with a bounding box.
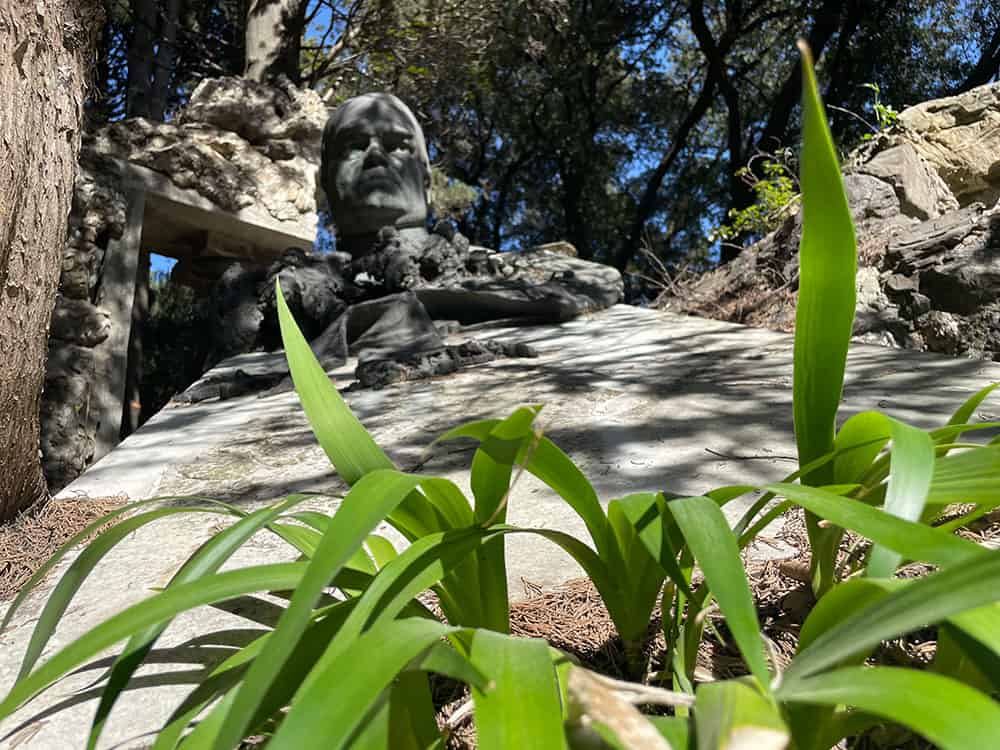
[467,408,539,630]
[0,495,223,634]
[209,469,426,749]
[792,41,858,597]
[779,667,1000,750]
[439,415,612,560]
[522,437,612,559]
[928,445,1000,506]
[831,412,890,485]
[470,629,569,750]
[617,492,693,598]
[276,279,393,484]
[766,483,983,568]
[606,498,665,644]
[669,496,771,690]
[784,552,1000,685]
[87,494,313,748]
[269,618,455,749]
[17,503,239,680]
[648,716,692,749]
[943,382,1000,439]
[866,418,935,578]
[797,578,900,654]
[693,681,787,750]
[792,41,856,484]
[0,562,309,720]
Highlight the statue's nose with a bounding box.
[363,139,390,167]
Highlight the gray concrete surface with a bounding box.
[3,305,1000,747]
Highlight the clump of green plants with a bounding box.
[3,43,1000,749]
[713,151,799,244]
[860,82,900,140]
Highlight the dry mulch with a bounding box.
[0,495,127,602]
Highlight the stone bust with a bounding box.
[320,93,431,255]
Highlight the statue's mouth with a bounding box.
[358,168,399,190]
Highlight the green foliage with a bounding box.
[860,82,901,141]
[713,156,799,243]
[429,167,479,221]
[6,47,1000,749]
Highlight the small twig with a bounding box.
[578,669,695,708]
[445,699,474,729]
[704,448,798,462]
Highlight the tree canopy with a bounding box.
[89,0,1000,270]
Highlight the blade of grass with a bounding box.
[276,279,393,484]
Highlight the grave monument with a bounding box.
[207,92,624,391]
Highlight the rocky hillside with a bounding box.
[659,82,1000,361]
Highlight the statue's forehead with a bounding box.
[333,95,421,135]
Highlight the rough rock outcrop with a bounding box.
[88,76,325,225]
[897,84,1000,206]
[41,76,328,492]
[660,80,1000,363]
[40,156,129,491]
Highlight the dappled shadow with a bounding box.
[63,306,1000,511]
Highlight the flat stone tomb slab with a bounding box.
[4,305,1000,748]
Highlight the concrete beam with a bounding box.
[92,188,145,462]
[121,161,316,262]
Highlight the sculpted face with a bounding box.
[321,93,431,238]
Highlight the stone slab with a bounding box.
[4,305,1000,748]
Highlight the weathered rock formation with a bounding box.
[42,77,327,491]
[660,81,1000,362]
[40,156,128,491]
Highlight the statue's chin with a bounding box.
[335,203,428,237]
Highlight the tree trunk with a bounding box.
[126,0,158,118]
[245,0,307,83]
[148,0,182,121]
[616,77,717,271]
[0,0,103,522]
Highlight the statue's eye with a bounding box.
[385,135,413,153]
[342,135,368,153]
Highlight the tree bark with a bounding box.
[0,0,103,522]
[245,0,307,83]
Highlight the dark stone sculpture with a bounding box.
[198,92,623,397]
[321,92,431,247]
